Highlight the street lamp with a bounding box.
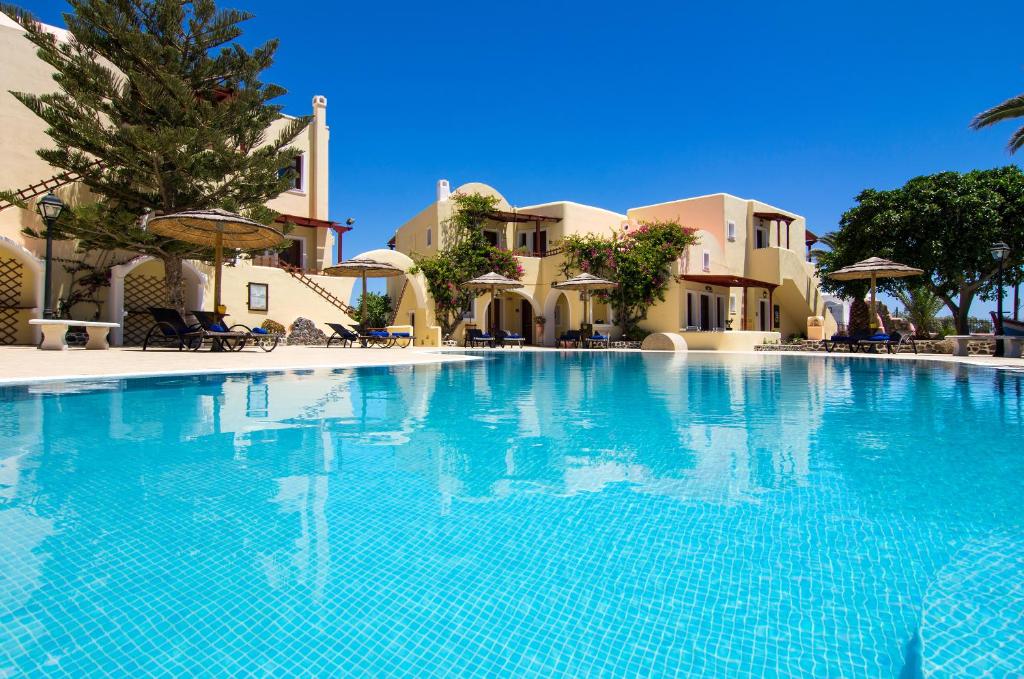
[990,241,1010,357]
[36,193,66,319]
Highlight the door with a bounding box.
[716,297,724,330]
[537,230,548,255]
[759,300,769,331]
[489,299,501,334]
[279,238,303,269]
[520,301,533,344]
[699,295,711,331]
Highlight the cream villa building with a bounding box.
[0,12,357,347]
[387,180,837,349]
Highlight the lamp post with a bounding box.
[990,241,1010,357]
[36,193,66,319]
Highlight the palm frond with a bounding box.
[970,93,1024,130]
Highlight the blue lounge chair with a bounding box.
[326,322,359,347]
[465,328,495,348]
[584,331,610,349]
[142,307,203,351]
[859,331,917,354]
[557,330,581,348]
[824,330,875,353]
[497,330,526,347]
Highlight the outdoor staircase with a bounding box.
[0,160,103,213]
[280,264,357,316]
[386,280,409,326]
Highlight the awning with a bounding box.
[753,211,795,222]
[275,214,353,232]
[486,210,561,223]
[682,274,778,290]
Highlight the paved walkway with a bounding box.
[0,345,477,385]
[0,345,1021,385]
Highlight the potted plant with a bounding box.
[534,315,546,344]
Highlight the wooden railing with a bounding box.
[279,263,357,316]
[0,160,104,213]
[386,280,409,326]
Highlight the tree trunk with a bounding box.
[161,253,187,315]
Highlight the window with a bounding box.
[280,154,304,191]
[483,230,499,246]
[727,220,736,241]
[426,228,432,246]
[702,250,711,272]
[518,232,528,249]
[729,295,737,314]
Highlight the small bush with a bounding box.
[261,319,286,334]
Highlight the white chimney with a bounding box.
[436,179,451,202]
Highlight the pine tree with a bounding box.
[2,0,307,311]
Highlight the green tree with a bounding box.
[356,291,393,329]
[559,221,698,338]
[412,193,522,337]
[971,91,1024,153]
[816,167,1024,334]
[1,0,306,312]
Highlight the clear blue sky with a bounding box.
[20,0,1024,316]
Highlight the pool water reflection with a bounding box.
[1,353,1022,676]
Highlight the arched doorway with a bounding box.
[0,236,43,345]
[543,290,575,346]
[483,290,537,344]
[107,257,206,346]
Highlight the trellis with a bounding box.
[122,274,171,345]
[0,257,25,345]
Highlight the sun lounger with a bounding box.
[858,331,917,354]
[583,331,610,349]
[142,307,244,351]
[326,322,360,347]
[824,331,874,353]
[557,330,581,348]
[465,328,495,348]
[497,330,526,347]
[192,310,279,352]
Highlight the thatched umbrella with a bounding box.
[464,272,523,334]
[147,208,284,312]
[552,273,618,326]
[828,257,923,330]
[323,257,404,329]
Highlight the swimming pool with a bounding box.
[1,353,1022,676]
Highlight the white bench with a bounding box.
[29,319,121,350]
[947,334,1023,358]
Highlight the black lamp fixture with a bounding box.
[36,193,66,319]
[990,241,1010,357]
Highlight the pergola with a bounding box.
[754,211,795,250]
[486,210,561,256]
[681,273,779,331]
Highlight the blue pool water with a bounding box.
[1,353,1023,677]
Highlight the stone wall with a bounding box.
[755,338,998,356]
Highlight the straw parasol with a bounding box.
[552,273,618,326]
[323,257,405,328]
[147,208,284,312]
[828,257,923,329]
[464,272,524,333]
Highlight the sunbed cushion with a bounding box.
[252,327,268,335]
[369,331,389,337]
[210,323,227,332]
[392,332,411,337]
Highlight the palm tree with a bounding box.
[971,93,1024,152]
[808,231,837,262]
[894,285,944,338]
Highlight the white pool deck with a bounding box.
[0,344,1022,386]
